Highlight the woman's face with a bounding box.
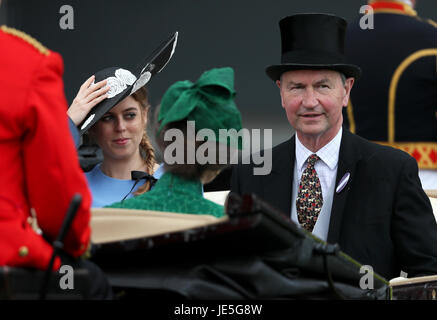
[91,96,147,162]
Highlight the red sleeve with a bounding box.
[22,50,91,257]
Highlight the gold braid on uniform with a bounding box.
[375,142,437,170]
[381,48,437,170]
[368,0,418,16]
[427,19,437,29]
[0,25,49,56]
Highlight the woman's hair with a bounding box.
[156,118,229,181]
[131,87,156,195]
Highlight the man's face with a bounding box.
[277,69,354,143]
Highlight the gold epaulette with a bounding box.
[369,0,418,16]
[427,19,437,29]
[374,141,437,170]
[0,25,49,56]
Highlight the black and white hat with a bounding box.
[265,14,361,81]
[79,32,179,135]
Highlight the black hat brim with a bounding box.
[77,69,140,135]
[78,32,178,135]
[78,77,131,135]
[265,63,361,82]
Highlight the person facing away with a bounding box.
[230,13,437,280]
[107,67,243,218]
[344,0,437,190]
[0,25,111,298]
[68,71,162,208]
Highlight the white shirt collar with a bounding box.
[295,127,343,171]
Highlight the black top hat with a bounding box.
[78,32,179,135]
[265,13,361,81]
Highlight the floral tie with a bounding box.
[296,154,323,232]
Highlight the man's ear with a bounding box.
[276,80,281,89]
[276,80,286,108]
[342,77,355,106]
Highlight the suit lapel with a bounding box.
[261,137,295,215]
[327,130,362,244]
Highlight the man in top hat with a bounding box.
[344,0,437,190]
[231,13,437,280]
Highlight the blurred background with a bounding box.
[1,0,437,149]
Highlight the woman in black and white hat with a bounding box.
[67,32,178,208]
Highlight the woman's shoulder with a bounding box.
[84,164,137,208]
[84,163,103,183]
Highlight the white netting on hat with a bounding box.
[131,71,152,94]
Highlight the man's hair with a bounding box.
[339,72,346,85]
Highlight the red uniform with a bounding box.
[0,26,91,270]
